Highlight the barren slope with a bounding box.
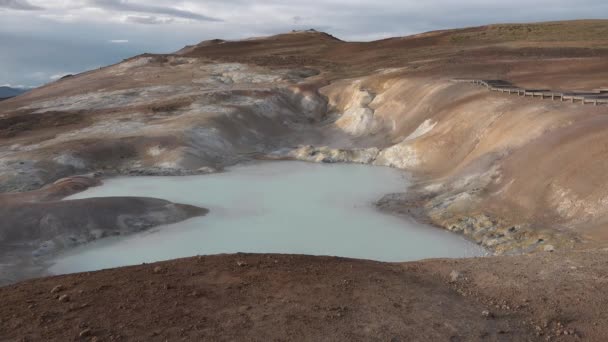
[2,251,608,341]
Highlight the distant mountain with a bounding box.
[0,86,29,100]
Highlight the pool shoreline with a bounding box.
[47,161,485,276]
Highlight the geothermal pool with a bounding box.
[49,161,485,274]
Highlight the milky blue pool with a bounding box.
[49,161,485,274]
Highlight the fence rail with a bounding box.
[450,79,608,106]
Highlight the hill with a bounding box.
[170,20,608,88]
[0,86,28,100]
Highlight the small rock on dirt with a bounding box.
[79,328,92,337]
[153,266,163,274]
[58,294,70,303]
[50,285,64,294]
[481,310,493,318]
[449,270,462,283]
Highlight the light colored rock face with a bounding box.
[21,85,197,113]
[374,142,420,169]
[327,80,391,137]
[272,145,380,164]
[371,119,436,168]
[0,60,328,192]
[404,119,436,141]
[549,183,608,222]
[334,87,378,135]
[199,63,283,84]
[114,56,156,71]
[53,154,87,170]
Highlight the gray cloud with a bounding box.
[2,0,608,87]
[126,15,174,25]
[89,0,222,22]
[0,0,43,10]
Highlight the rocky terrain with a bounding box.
[3,251,608,341]
[2,20,608,340]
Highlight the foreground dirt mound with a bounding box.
[2,252,606,341]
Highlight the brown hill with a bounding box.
[178,20,608,83]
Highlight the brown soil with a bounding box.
[177,20,608,87]
[2,251,606,341]
[0,111,85,139]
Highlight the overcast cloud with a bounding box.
[1,0,607,87]
[0,0,42,10]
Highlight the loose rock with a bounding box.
[50,285,64,294]
[481,310,493,318]
[449,270,462,283]
[79,328,92,337]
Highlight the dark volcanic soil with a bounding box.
[1,251,606,341]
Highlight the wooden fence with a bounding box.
[451,79,608,106]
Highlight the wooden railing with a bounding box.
[451,79,608,106]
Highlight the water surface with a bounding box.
[50,161,485,274]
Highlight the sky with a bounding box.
[1,0,607,88]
